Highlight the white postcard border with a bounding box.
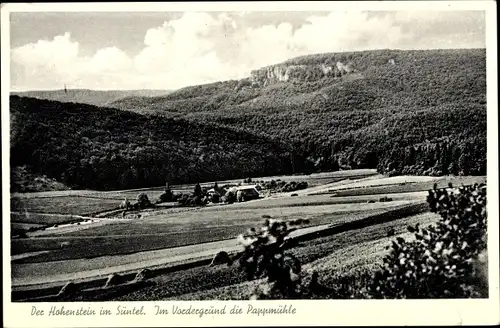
[2,2,499,327]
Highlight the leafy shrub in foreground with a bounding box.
[228,219,305,299]
[370,183,487,298]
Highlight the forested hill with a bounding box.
[11,89,171,108]
[112,49,487,177]
[10,96,308,191]
[10,49,486,192]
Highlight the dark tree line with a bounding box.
[377,134,486,177]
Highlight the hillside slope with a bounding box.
[11,89,171,108]
[10,96,307,191]
[112,49,486,176]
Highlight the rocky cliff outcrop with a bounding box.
[250,61,356,87]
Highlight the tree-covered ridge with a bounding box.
[11,89,172,108]
[111,49,486,175]
[10,96,309,191]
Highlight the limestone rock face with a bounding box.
[250,61,355,87]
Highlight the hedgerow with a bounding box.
[256,180,308,193]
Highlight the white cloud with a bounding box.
[10,11,485,91]
[12,32,79,67]
[11,32,86,89]
[132,12,238,88]
[87,47,132,73]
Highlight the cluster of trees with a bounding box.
[377,134,486,176]
[121,193,154,212]
[174,183,211,206]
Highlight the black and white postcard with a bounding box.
[2,1,499,327]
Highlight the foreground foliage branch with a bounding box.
[370,183,487,298]
[212,218,311,299]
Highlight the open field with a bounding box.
[12,169,378,199]
[329,175,439,189]
[11,202,428,288]
[156,169,379,192]
[108,212,441,301]
[10,171,486,301]
[11,212,88,225]
[11,196,121,216]
[326,176,486,197]
[220,191,427,210]
[12,200,415,262]
[10,169,378,215]
[11,222,46,231]
[12,208,435,301]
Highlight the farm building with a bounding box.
[235,185,261,202]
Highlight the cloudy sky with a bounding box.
[10,10,486,91]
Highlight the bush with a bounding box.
[288,218,311,226]
[11,228,28,239]
[297,181,308,190]
[136,193,152,209]
[370,183,487,298]
[176,193,189,205]
[172,192,182,202]
[226,219,307,299]
[158,189,173,203]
